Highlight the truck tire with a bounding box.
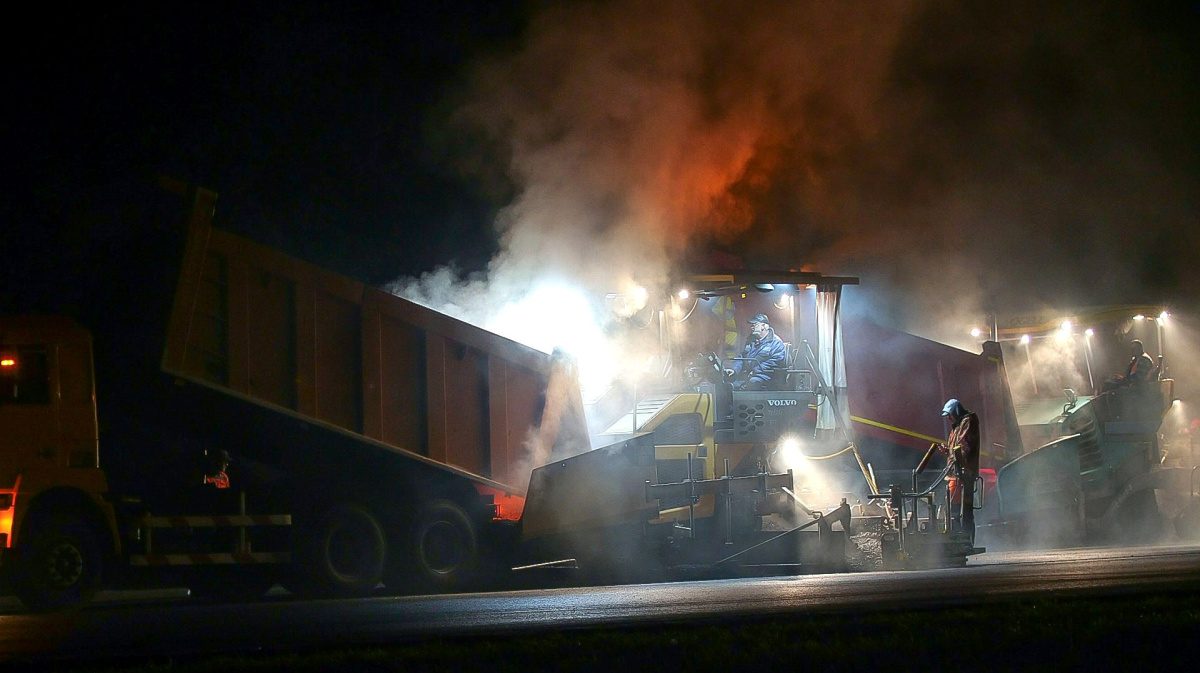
[298,503,387,597]
[405,500,478,593]
[13,518,103,612]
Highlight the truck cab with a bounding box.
[0,316,101,475]
[0,315,118,608]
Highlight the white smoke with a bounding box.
[392,2,916,388]
[407,1,1199,352]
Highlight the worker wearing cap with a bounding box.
[938,398,979,544]
[724,313,788,391]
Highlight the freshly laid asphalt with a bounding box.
[3,543,1200,668]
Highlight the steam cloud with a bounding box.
[401,0,1198,355]
[389,0,1200,451]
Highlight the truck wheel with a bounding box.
[301,504,387,597]
[407,500,478,593]
[14,518,103,612]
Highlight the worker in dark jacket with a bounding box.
[1103,339,1159,391]
[1124,339,1157,384]
[725,314,788,390]
[938,398,979,544]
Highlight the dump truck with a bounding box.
[0,179,817,611]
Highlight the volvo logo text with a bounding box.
[767,399,799,407]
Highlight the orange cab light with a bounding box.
[0,508,11,548]
[0,482,15,549]
[0,359,15,367]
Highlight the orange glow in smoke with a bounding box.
[474,484,526,521]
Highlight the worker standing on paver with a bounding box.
[938,398,979,544]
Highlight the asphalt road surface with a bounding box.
[4,544,1200,666]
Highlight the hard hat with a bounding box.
[748,313,770,326]
[942,398,962,417]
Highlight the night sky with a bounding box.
[7,1,1200,344]
[7,3,523,288]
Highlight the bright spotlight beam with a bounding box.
[632,285,649,305]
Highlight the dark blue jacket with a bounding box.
[1126,353,1157,384]
[732,329,788,389]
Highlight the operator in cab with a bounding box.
[724,313,788,391]
[938,398,979,545]
[1102,339,1158,391]
[1124,339,1157,385]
